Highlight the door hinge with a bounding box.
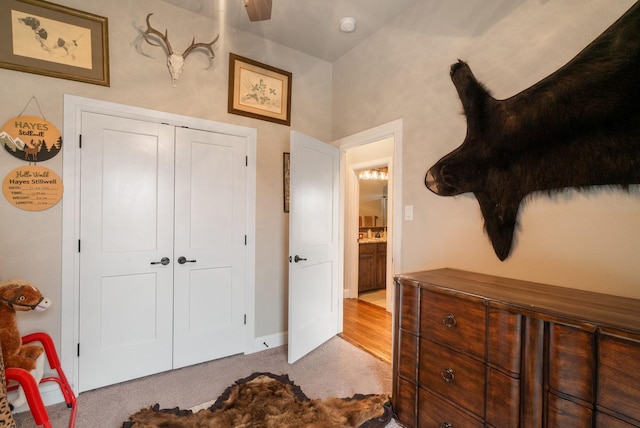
[78,239,81,252]
[79,134,82,148]
[244,235,247,245]
[245,156,248,166]
[77,343,80,357]
[244,314,247,325]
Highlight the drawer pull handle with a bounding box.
[439,423,452,428]
[441,367,455,383]
[442,313,457,328]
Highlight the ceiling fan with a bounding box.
[244,0,272,21]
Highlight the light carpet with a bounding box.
[12,337,401,427]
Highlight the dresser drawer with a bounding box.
[420,289,486,358]
[418,387,484,428]
[487,306,521,375]
[595,411,640,428]
[486,368,520,427]
[397,329,419,381]
[597,330,640,423]
[393,377,417,428]
[397,281,420,333]
[419,339,485,418]
[547,393,593,428]
[548,323,595,402]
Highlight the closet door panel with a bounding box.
[173,128,247,368]
[79,114,174,392]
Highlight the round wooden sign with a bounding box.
[0,116,62,162]
[2,165,64,211]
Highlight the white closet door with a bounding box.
[172,127,247,368]
[79,113,175,392]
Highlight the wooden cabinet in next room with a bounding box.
[358,242,386,292]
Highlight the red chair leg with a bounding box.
[5,367,52,427]
[12,332,77,428]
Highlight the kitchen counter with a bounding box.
[359,238,387,243]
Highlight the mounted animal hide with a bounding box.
[425,2,640,260]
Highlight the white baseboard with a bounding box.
[247,332,288,354]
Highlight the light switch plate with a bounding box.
[405,205,413,221]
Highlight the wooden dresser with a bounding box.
[392,268,640,428]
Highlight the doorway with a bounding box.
[356,162,390,308]
[61,95,257,393]
[335,119,402,362]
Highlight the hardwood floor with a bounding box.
[339,298,392,364]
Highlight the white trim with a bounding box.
[334,118,403,325]
[62,95,256,394]
[251,332,288,353]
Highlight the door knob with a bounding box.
[178,256,197,264]
[294,255,307,263]
[150,257,170,265]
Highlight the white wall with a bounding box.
[333,0,640,298]
[0,0,332,348]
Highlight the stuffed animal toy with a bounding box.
[0,280,51,409]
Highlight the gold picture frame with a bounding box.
[283,152,290,213]
[228,53,291,125]
[0,0,109,86]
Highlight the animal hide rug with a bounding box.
[122,372,392,428]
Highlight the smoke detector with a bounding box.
[339,17,356,33]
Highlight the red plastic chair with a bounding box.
[5,332,76,428]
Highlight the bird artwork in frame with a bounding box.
[228,53,292,126]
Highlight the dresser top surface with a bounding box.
[396,268,640,333]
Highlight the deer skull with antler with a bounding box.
[143,13,219,87]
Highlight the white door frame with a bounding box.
[62,95,257,393]
[334,119,403,327]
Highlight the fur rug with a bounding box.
[123,372,392,428]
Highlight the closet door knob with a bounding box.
[178,256,197,264]
[294,255,307,263]
[150,257,170,265]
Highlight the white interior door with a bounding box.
[173,128,247,368]
[79,113,175,391]
[288,131,340,364]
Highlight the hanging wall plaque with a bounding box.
[2,165,63,211]
[1,115,62,162]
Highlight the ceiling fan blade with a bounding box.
[244,0,272,22]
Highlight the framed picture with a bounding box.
[228,53,292,126]
[0,0,109,86]
[283,152,290,213]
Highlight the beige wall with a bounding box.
[2,0,639,363]
[0,0,332,345]
[333,0,640,298]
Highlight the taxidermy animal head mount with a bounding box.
[425,2,640,261]
[143,13,219,87]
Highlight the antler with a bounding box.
[142,12,219,86]
[143,13,173,55]
[182,34,219,59]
